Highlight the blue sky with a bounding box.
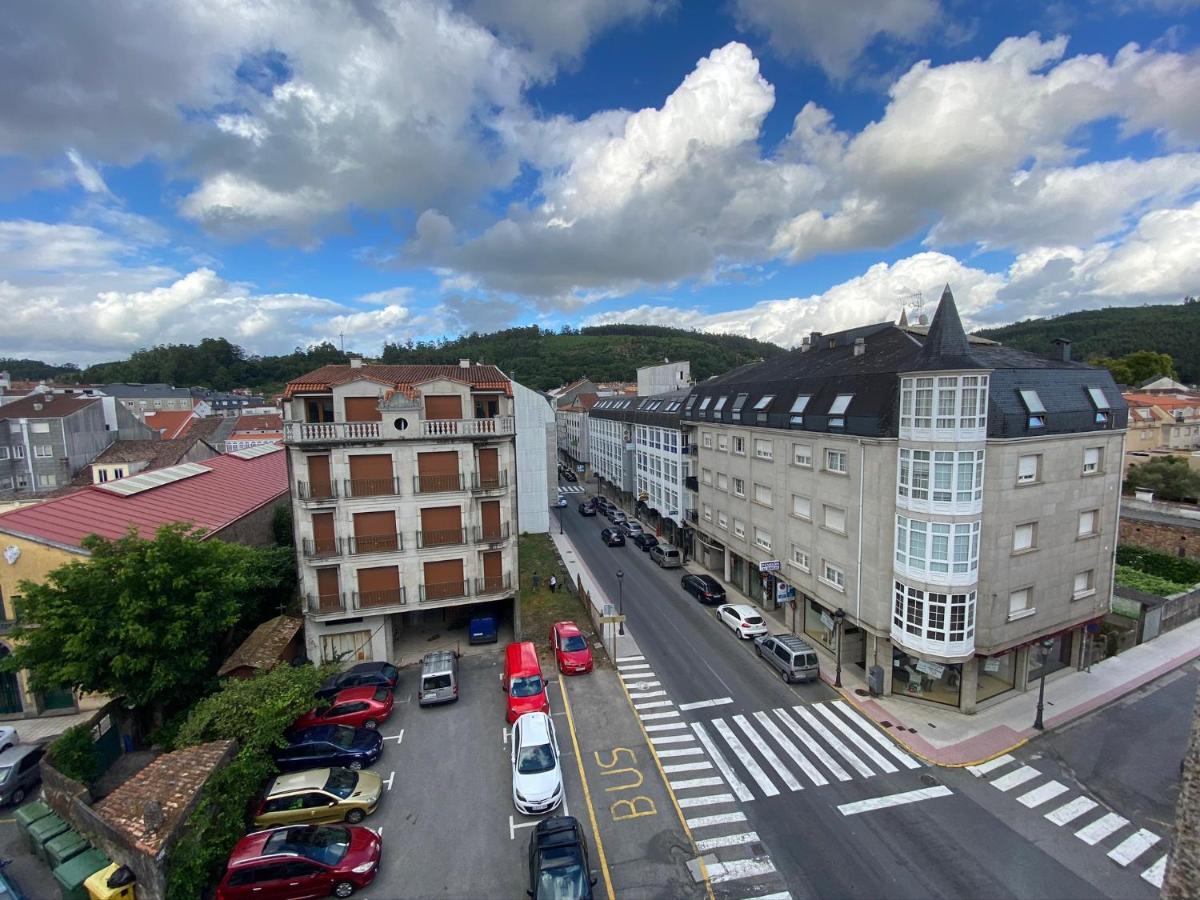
[2,0,1200,365]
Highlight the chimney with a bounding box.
[810,331,823,349]
[349,356,363,369]
[854,337,866,357]
[1052,338,1071,362]
[459,359,471,369]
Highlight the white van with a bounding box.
[650,544,683,568]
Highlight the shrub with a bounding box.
[51,724,99,784]
[1114,564,1190,597]
[1116,544,1200,586]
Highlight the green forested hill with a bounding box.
[976,301,1200,382]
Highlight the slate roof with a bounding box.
[284,364,512,398]
[218,615,304,676]
[590,387,691,429]
[0,394,100,419]
[97,383,193,400]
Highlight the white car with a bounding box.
[717,604,769,640]
[0,727,15,754]
[553,496,568,508]
[511,712,563,816]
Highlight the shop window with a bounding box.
[976,651,1017,702]
[891,647,961,706]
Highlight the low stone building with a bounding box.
[218,615,304,679]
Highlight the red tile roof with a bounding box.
[1123,393,1200,411]
[0,448,287,550]
[143,409,198,440]
[284,364,512,398]
[233,413,283,432]
[0,394,100,419]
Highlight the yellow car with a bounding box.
[253,767,383,827]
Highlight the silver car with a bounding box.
[0,744,44,806]
[419,650,459,705]
[649,545,682,568]
[754,634,820,683]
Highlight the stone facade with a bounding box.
[1120,511,1200,559]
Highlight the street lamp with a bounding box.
[616,570,625,635]
[1033,637,1056,730]
[833,608,846,688]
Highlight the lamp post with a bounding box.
[833,608,846,688]
[616,570,625,634]
[1033,637,1055,730]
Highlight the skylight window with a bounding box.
[1019,390,1046,414]
[685,395,696,411]
[753,395,775,410]
[1087,388,1110,410]
[790,394,811,427]
[698,397,711,410]
[731,393,749,412]
[829,394,854,415]
[713,396,728,412]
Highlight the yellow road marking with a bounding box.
[557,675,616,900]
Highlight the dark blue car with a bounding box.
[274,725,383,772]
[469,615,498,644]
[316,661,399,700]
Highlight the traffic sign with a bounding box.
[600,614,627,624]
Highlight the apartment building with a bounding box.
[282,360,518,664]
[588,397,635,506]
[556,394,596,475]
[685,288,1125,715]
[100,383,196,419]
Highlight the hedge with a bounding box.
[1116,544,1200,587]
[1114,564,1191,597]
[51,723,99,785]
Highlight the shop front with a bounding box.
[975,649,1018,702]
[890,646,963,707]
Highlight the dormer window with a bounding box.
[1088,387,1111,424]
[1019,389,1046,429]
[698,397,711,410]
[753,395,775,410]
[828,393,853,428]
[713,396,727,412]
[685,395,696,411]
[790,394,810,427]
[731,393,749,419]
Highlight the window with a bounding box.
[793,443,812,467]
[753,395,774,410]
[732,436,745,455]
[790,394,810,426]
[1013,522,1036,553]
[754,438,773,460]
[825,448,847,474]
[823,505,846,533]
[702,504,712,521]
[1073,570,1095,599]
[1020,389,1046,428]
[713,396,728,412]
[895,516,981,576]
[1008,588,1033,619]
[901,374,989,432]
[754,528,772,551]
[829,394,853,415]
[732,477,745,498]
[792,494,812,520]
[753,483,772,507]
[821,561,845,591]
[893,581,976,644]
[30,423,50,434]
[1078,509,1098,537]
[733,519,746,539]
[12,445,24,459]
[718,434,728,452]
[1083,447,1101,475]
[790,545,810,572]
[0,448,8,460]
[685,395,697,411]
[699,397,711,411]
[1017,454,1040,485]
[1088,386,1111,424]
[897,449,930,500]
[702,432,713,449]
[732,394,749,416]
[33,446,52,458]
[0,477,10,490]
[717,511,728,530]
[37,474,56,487]
[717,473,728,491]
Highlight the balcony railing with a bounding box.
[420,417,514,438]
[297,481,339,501]
[475,573,513,596]
[348,533,403,555]
[343,477,401,498]
[470,471,510,492]
[416,528,467,549]
[419,580,469,602]
[286,421,382,443]
[685,475,698,492]
[284,416,515,444]
[307,592,348,618]
[353,587,408,612]
[474,523,511,544]
[413,473,465,494]
[302,537,344,559]
[685,509,698,523]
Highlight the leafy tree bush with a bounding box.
[271,502,294,547]
[51,724,99,784]
[1114,564,1190,597]
[1116,544,1200,586]
[1090,350,1177,386]
[1124,457,1200,502]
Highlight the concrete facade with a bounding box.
[636,360,691,396]
[512,379,555,534]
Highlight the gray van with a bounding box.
[419,650,460,705]
[649,544,683,568]
[753,634,820,683]
[0,744,45,806]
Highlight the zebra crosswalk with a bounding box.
[558,483,585,493]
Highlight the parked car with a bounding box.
[681,573,727,605]
[511,712,563,816]
[607,510,627,526]
[216,824,381,899]
[631,533,658,552]
[317,662,399,701]
[618,520,643,537]
[418,650,459,705]
[753,634,821,683]
[562,469,577,482]
[254,767,383,828]
[274,725,383,772]
[503,641,550,723]
[294,687,394,731]
[528,817,597,900]
[577,501,597,517]
[599,528,625,547]
[0,727,16,754]
[550,621,593,675]
[649,544,682,568]
[469,614,498,644]
[717,604,769,640]
[0,744,44,806]
[554,495,568,508]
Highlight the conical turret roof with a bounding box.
[913,285,981,369]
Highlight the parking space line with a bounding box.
[383,771,395,791]
[685,812,747,829]
[383,729,404,745]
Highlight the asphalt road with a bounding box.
[561,494,1124,900]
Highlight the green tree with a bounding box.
[2,524,286,716]
[1091,350,1178,386]
[1125,457,1200,502]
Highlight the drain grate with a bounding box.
[920,773,939,787]
[880,721,893,729]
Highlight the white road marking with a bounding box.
[382,771,395,791]
[625,681,661,690]
[384,729,405,745]
[508,816,538,840]
[677,793,737,808]
[685,812,747,829]
[1045,796,1099,826]
[813,704,898,774]
[634,700,674,710]
[618,663,651,671]
[752,711,827,787]
[705,857,777,884]
[792,706,873,779]
[663,762,713,774]
[694,831,760,851]
[838,785,954,816]
[1141,855,1168,888]
[753,893,792,900]
[620,671,656,681]
[733,714,802,792]
[1107,828,1161,867]
[502,727,510,746]
[644,722,689,732]
[691,722,753,802]
[772,709,850,782]
[670,777,726,790]
[712,717,780,798]
[679,697,734,711]
[990,766,1041,793]
[831,700,921,770]
[651,733,697,745]
[967,754,1015,777]
[1016,780,1069,809]
[640,710,681,721]
[657,747,705,758]
[628,690,668,700]
[616,655,645,662]
[1075,812,1130,845]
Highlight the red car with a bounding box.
[550,621,593,675]
[216,824,381,899]
[294,686,394,732]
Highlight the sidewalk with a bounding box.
[677,557,1200,767]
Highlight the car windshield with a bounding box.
[264,826,349,866]
[324,768,358,799]
[562,635,587,652]
[518,742,556,774]
[0,765,12,785]
[330,726,358,749]
[536,848,587,898]
[745,615,764,625]
[511,675,544,698]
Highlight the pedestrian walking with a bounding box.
[549,575,558,593]
[532,571,541,589]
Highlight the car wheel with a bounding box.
[334,881,356,898]
[346,808,365,824]
[10,787,24,805]
[364,719,378,730]
[348,760,364,771]
[781,669,791,684]
[755,645,763,658]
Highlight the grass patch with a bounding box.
[518,532,595,647]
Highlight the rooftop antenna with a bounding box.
[897,289,926,326]
[339,332,345,353]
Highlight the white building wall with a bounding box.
[513,380,554,533]
[634,423,686,523]
[637,361,691,396]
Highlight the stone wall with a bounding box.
[210,496,287,547]
[1164,681,1200,898]
[1119,517,1200,559]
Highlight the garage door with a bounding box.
[321,631,372,663]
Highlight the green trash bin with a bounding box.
[27,812,69,862]
[13,800,53,845]
[53,848,110,900]
[47,828,90,869]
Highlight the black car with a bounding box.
[562,470,577,482]
[681,573,727,605]
[528,816,597,900]
[599,528,625,547]
[275,725,383,772]
[631,533,658,552]
[578,502,597,517]
[317,661,400,700]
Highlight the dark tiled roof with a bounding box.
[218,615,303,676]
[98,383,193,399]
[590,387,691,428]
[0,395,100,419]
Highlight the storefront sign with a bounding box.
[915,659,945,679]
[983,657,1001,674]
[776,583,796,604]
[820,611,835,632]
[758,559,781,573]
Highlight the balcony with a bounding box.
[307,592,349,619]
[420,580,470,603]
[475,573,513,596]
[688,444,698,456]
[343,477,401,499]
[416,527,467,549]
[685,509,698,523]
[685,475,698,492]
[474,523,511,544]
[413,473,465,494]
[302,537,344,559]
[470,471,510,493]
[353,587,408,613]
[297,481,339,502]
[348,533,404,555]
[420,417,514,438]
[284,416,515,444]
[286,421,382,443]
